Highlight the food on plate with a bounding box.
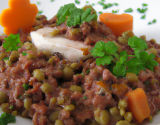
[0,2,160,125]
[99,13,133,36]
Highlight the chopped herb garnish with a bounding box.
[98,1,104,5]
[124,8,133,12]
[75,0,80,4]
[105,19,108,21]
[103,3,113,9]
[86,1,89,3]
[86,69,90,74]
[22,51,27,56]
[144,81,150,85]
[101,0,105,2]
[3,34,21,52]
[137,8,148,13]
[51,0,54,2]
[148,22,152,25]
[23,84,29,91]
[102,36,106,38]
[37,2,41,5]
[141,14,146,19]
[153,19,156,23]
[142,3,148,6]
[0,112,16,125]
[114,3,118,6]
[81,73,84,79]
[9,105,13,109]
[38,10,43,14]
[112,9,119,13]
[2,57,9,61]
[98,11,103,14]
[83,96,88,99]
[92,3,95,6]
[148,19,157,25]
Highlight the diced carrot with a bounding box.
[0,0,38,35]
[99,13,133,36]
[125,88,150,123]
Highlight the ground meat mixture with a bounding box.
[0,14,160,125]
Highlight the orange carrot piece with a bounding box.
[125,88,150,123]
[99,13,133,36]
[0,0,38,35]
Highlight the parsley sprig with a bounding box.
[90,36,158,77]
[3,34,21,52]
[0,112,16,125]
[56,3,97,27]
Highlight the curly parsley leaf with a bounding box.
[0,112,16,125]
[90,41,105,57]
[2,57,9,61]
[128,36,148,52]
[67,8,83,27]
[57,3,76,25]
[104,41,118,55]
[90,41,118,66]
[96,55,112,66]
[81,8,95,23]
[141,14,146,19]
[3,34,21,52]
[113,63,126,77]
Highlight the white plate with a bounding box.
[0,0,160,125]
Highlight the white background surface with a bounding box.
[0,0,160,125]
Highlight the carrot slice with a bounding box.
[0,0,38,35]
[99,13,133,36]
[125,88,150,123]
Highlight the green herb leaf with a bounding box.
[81,8,95,23]
[37,2,41,5]
[132,87,136,90]
[67,8,83,27]
[103,3,113,9]
[83,96,88,99]
[96,55,112,66]
[3,34,21,52]
[22,51,27,56]
[86,1,89,3]
[98,11,103,14]
[23,84,29,91]
[153,19,156,23]
[9,105,13,109]
[114,3,118,6]
[90,41,105,58]
[141,14,146,19]
[92,3,95,6]
[86,69,90,74]
[98,1,104,5]
[148,22,152,25]
[128,36,148,52]
[2,57,9,61]
[38,10,43,14]
[142,3,148,6]
[137,8,148,13]
[75,0,80,4]
[112,9,119,13]
[124,8,133,12]
[104,41,118,55]
[113,64,126,77]
[51,0,54,2]
[0,112,16,125]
